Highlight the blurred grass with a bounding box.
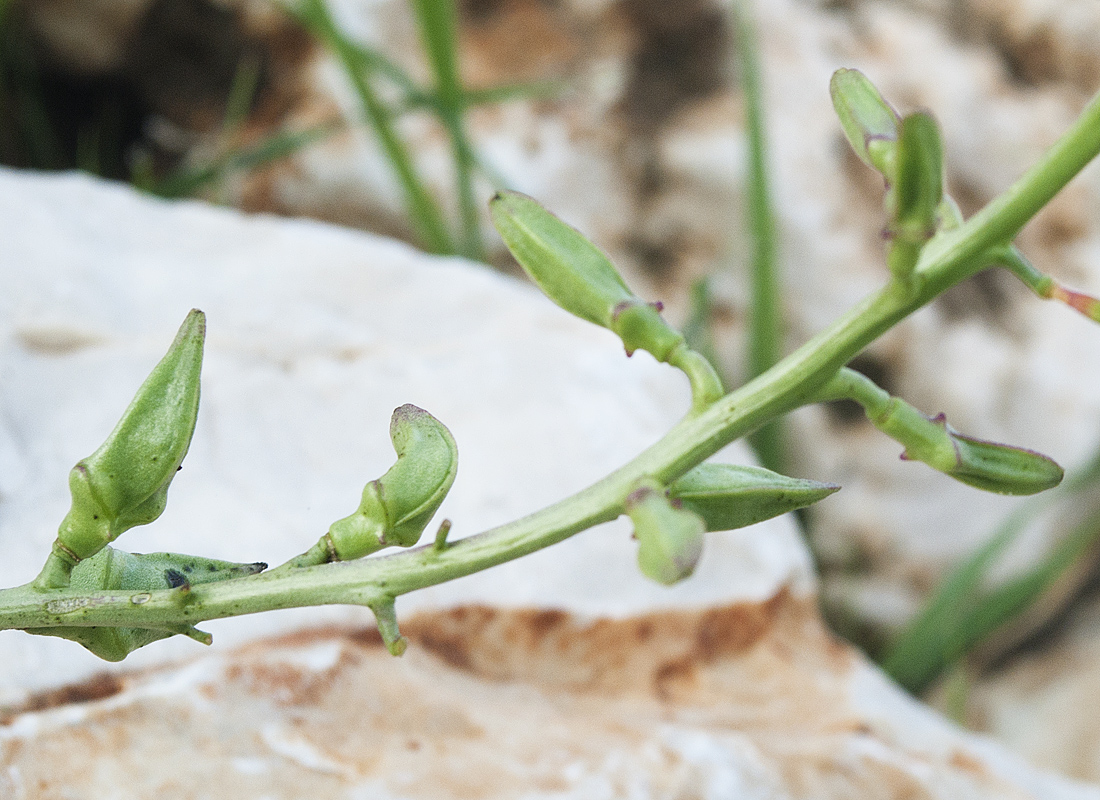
[293,0,563,260]
[881,447,1100,695]
[733,0,784,474]
[293,0,456,255]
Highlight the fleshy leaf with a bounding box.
[670,463,838,531]
[830,68,901,174]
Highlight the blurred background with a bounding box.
[4,0,1100,782]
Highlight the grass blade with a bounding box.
[410,0,485,261]
[733,0,784,472]
[148,121,340,200]
[295,0,455,255]
[881,448,1100,694]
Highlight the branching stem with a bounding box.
[3,88,1100,636]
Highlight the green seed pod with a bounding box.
[326,404,458,560]
[818,369,1062,497]
[830,68,900,174]
[58,310,206,561]
[923,417,1063,496]
[669,463,839,531]
[490,191,685,361]
[25,547,266,661]
[885,113,944,279]
[490,190,633,328]
[874,402,1063,496]
[889,113,944,241]
[626,478,706,586]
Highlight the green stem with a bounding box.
[914,88,1100,296]
[4,88,1100,634]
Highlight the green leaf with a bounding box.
[829,68,900,174]
[669,463,838,531]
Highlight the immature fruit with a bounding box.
[326,404,458,560]
[626,479,706,586]
[56,310,205,562]
[24,547,265,661]
[490,191,685,361]
[830,68,900,174]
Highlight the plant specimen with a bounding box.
[2,70,1100,666]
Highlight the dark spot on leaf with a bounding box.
[164,568,188,588]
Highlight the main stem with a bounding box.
[3,88,1100,634]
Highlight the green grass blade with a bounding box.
[462,80,566,107]
[221,52,263,139]
[411,0,462,110]
[296,0,455,255]
[149,121,340,199]
[410,0,484,261]
[733,0,784,473]
[882,447,1100,694]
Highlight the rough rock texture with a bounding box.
[0,166,810,698]
[3,595,1099,799]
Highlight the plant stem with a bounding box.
[4,88,1100,635]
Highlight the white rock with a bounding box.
[0,167,811,699]
[2,593,1097,799]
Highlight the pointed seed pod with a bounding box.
[490,191,684,360]
[669,463,839,531]
[35,312,206,591]
[874,401,1063,496]
[626,478,706,586]
[24,547,265,661]
[57,310,205,560]
[830,68,901,174]
[937,422,1064,496]
[326,404,458,560]
[890,112,944,242]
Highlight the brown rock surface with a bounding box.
[4,592,1095,799]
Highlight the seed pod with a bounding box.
[874,402,1063,496]
[669,463,839,531]
[626,478,706,586]
[57,310,206,562]
[889,113,944,242]
[24,547,266,661]
[490,190,633,328]
[326,404,458,560]
[935,423,1064,496]
[490,191,685,361]
[830,68,900,174]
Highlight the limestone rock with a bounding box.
[3,594,1099,798]
[0,166,811,699]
